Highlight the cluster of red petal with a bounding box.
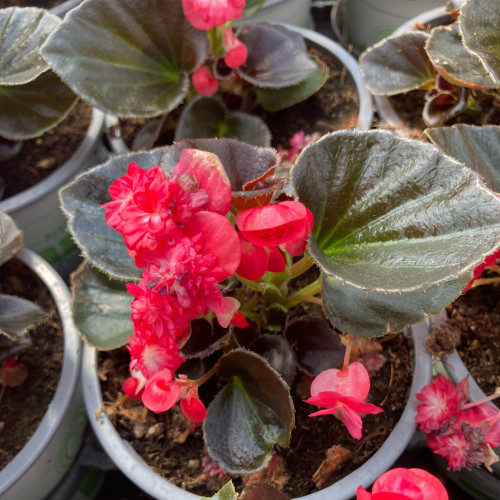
[304,362,383,440]
[356,467,448,500]
[182,0,245,30]
[416,375,500,470]
[236,200,313,280]
[102,151,245,422]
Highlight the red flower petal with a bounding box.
[142,369,180,413]
[192,67,219,96]
[237,201,310,246]
[180,392,207,422]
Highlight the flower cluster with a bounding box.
[415,375,500,470]
[102,151,312,421]
[184,0,248,95]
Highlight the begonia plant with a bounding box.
[41,0,327,149]
[359,0,500,127]
[0,7,77,142]
[59,128,500,481]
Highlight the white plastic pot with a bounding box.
[81,323,431,499]
[0,108,106,275]
[0,248,85,500]
[330,0,448,52]
[424,311,500,500]
[370,7,455,135]
[106,24,373,154]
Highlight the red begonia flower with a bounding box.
[280,208,313,256]
[173,149,232,215]
[230,310,249,328]
[182,0,245,30]
[192,66,219,96]
[180,388,207,422]
[356,468,448,500]
[462,248,500,293]
[123,375,145,401]
[183,211,241,278]
[142,369,180,413]
[265,246,286,272]
[415,375,463,433]
[237,201,313,247]
[304,362,383,440]
[236,232,268,280]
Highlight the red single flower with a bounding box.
[356,468,448,500]
[462,248,500,293]
[237,200,313,247]
[142,369,181,413]
[304,362,383,440]
[192,66,219,96]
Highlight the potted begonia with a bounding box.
[0,6,105,271]
[58,126,500,498]
[40,0,371,155]
[0,209,85,500]
[358,0,499,135]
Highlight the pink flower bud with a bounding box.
[182,0,245,30]
[224,42,247,69]
[180,388,207,422]
[192,66,219,96]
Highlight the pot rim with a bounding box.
[372,6,454,135]
[0,248,82,494]
[81,323,431,499]
[0,107,105,214]
[105,22,373,154]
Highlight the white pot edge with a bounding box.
[0,107,105,214]
[105,23,373,155]
[82,324,431,500]
[0,248,83,495]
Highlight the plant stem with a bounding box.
[462,387,500,410]
[236,275,264,292]
[195,365,217,387]
[272,254,315,288]
[343,334,353,370]
[284,277,322,308]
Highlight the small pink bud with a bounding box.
[224,43,248,69]
[180,388,207,422]
[192,66,219,96]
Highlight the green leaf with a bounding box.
[175,96,271,147]
[359,32,435,95]
[422,75,468,127]
[236,23,318,88]
[181,318,230,359]
[284,316,344,376]
[204,349,294,474]
[425,124,500,193]
[0,7,60,85]
[321,273,470,337]
[425,24,495,89]
[242,0,266,18]
[255,56,328,112]
[0,209,22,266]
[70,263,133,349]
[0,70,77,140]
[459,0,500,86]
[0,294,48,341]
[42,0,209,117]
[291,130,500,293]
[201,481,239,500]
[249,334,296,386]
[60,148,166,281]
